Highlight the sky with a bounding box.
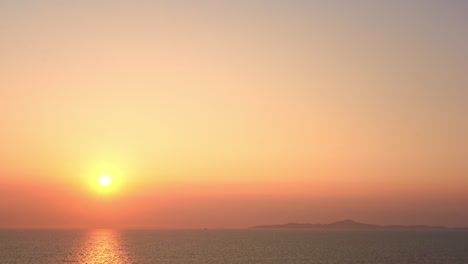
[0,0,467,228]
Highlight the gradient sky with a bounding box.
[1,0,467,228]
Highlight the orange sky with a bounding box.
[1,0,468,228]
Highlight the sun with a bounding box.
[85,163,124,195]
[99,175,112,187]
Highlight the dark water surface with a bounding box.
[1,229,467,263]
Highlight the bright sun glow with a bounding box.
[99,175,112,187]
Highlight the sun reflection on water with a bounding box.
[78,229,131,264]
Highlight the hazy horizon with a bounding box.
[1,0,468,229]
[2,218,467,231]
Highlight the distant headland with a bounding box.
[251,220,468,230]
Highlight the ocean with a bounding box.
[1,229,467,263]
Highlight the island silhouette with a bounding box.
[250,219,467,230]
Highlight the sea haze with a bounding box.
[251,220,453,230]
[1,229,468,264]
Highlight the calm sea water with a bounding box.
[1,229,468,263]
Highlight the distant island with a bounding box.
[251,219,467,230]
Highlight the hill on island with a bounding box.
[250,220,451,230]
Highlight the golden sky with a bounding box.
[1,0,467,228]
